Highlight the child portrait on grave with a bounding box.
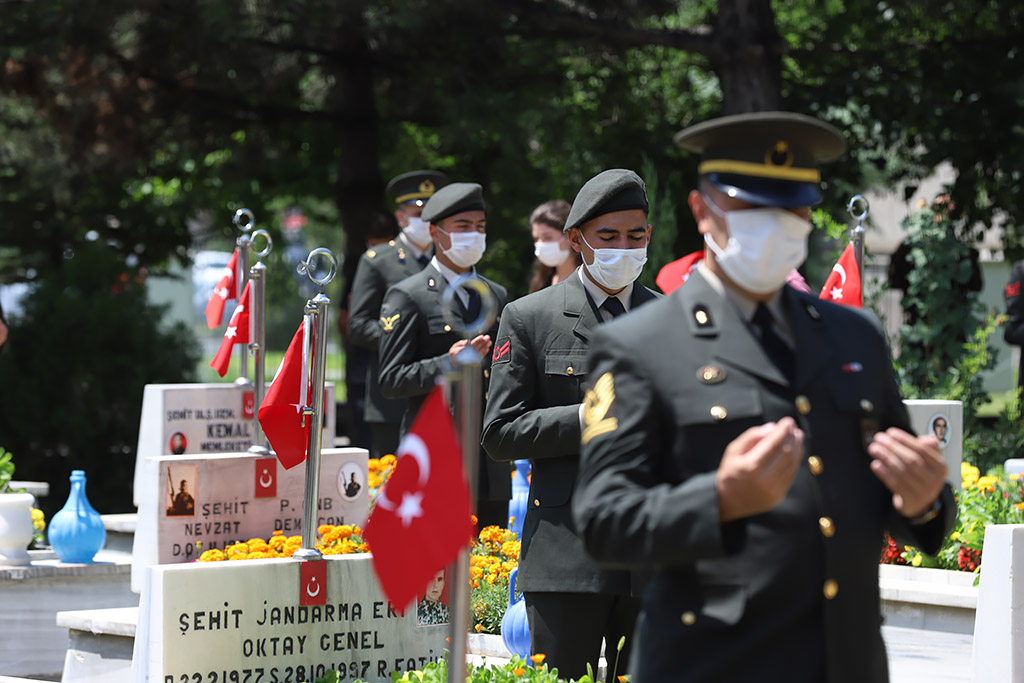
[930,414,950,448]
[166,465,197,517]
[417,568,450,626]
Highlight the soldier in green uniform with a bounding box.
[347,170,448,458]
[572,112,956,683]
[378,182,510,528]
[482,169,659,681]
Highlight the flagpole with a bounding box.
[846,195,869,286]
[442,274,499,683]
[234,209,256,385]
[293,247,338,561]
[248,229,273,455]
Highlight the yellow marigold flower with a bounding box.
[531,654,546,665]
[369,474,384,489]
[380,454,397,467]
[1011,473,1020,480]
[1016,502,1024,511]
[336,524,354,539]
[950,531,961,540]
[317,524,332,535]
[199,549,225,562]
[470,566,484,580]
[513,668,525,676]
[475,623,484,633]
[501,540,521,559]
[911,554,923,567]
[368,458,381,473]
[269,534,287,548]
[486,574,496,585]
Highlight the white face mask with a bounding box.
[580,233,648,291]
[702,193,811,295]
[438,229,486,268]
[402,216,431,248]
[534,240,570,268]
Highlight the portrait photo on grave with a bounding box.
[166,464,197,517]
[169,431,188,455]
[930,413,951,448]
[417,567,451,626]
[337,461,365,501]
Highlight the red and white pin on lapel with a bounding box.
[842,362,863,373]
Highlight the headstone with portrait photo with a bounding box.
[131,554,449,683]
[903,399,962,489]
[131,447,367,592]
[132,382,336,507]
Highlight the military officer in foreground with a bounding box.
[572,112,956,683]
[378,182,510,528]
[347,170,448,458]
[482,169,659,681]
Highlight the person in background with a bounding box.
[528,199,581,294]
[345,171,448,458]
[483,170,659,681]
[573,112,955,683]
[1005,259,1024,396]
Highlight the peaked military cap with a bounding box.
[563,169,649,233]
[421,182,485,224]
[385,170,449,206]
[674,112,846,208]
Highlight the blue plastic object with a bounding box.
[508,459,530,538]
[48,470,106,563]
[501,566,531,659]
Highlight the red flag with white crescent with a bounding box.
[819,243,862,308]
[209,281,251,377]
[205,248,239,329]
[299,560,327,606]
[258,322,311,470]
[363,386,474,613]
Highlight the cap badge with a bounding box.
[766,140,794,168]
[697,365,726,384]
[419,179,435,194]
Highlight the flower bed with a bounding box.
[881,461,1024,572]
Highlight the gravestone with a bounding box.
[972,524,1024,681]
[903,399,962,489]
[131,555,448,683]
[132,448,367,592]
[133,383,336,506]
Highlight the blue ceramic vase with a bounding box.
[507,459,531,539]
[501,566,531,659]
[48,470,106,563]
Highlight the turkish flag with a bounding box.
[205,248,240,329]
[299,560,327,606]
[363,386,475,614]
[254,457,277,498]
[259,322,311,470]
[819,243,862,308]
[656,251,704,294]
[209,281,251,377]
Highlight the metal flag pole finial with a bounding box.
[247,229,274,455]
[846,195,869,285]
[293,247,338,561]
[439,273,499,683]
[233,208,257,384]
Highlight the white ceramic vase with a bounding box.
[0,492,35,566]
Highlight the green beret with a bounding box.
[385,170,449,206]
[674,111,846,208]
[563,169,649,233]
[421,183,486,224]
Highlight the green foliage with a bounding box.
[470,573,509,636]
[322,651,605,682]
[638,155,680,292]
[0,244,201,515]
[0,446,19,494]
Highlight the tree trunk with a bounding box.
[711,0,783,114]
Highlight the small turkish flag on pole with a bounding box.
[259,321,311,470]
[364,386,475,614]
[819,243,862,308]
[205,249,240,329]
[209,281,251,377]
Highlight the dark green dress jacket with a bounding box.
[481,273,659,593]
[572,269,956,683]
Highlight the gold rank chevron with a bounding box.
[380,313,400,331]
[582,371,618,446]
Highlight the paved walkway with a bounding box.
[884,625,973,682]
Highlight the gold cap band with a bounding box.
[699,160,820,183]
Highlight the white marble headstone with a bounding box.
[133,383,336,507]
[132,448,367,592]
[131,555,448,683]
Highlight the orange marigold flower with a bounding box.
[318,524,332,535]
[336,524,354,539]
[380,454,397,467]
[513,668,525,676]
[618,676,628,682]
[272,529,284,536]
[199,549,225,562]
[531,654,546,665]
[471,514,478,526]
[475,623,485,633]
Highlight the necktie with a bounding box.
[417,254,430,268]
[601,297,626,320]
[753,303,794,381]
[465,288,482,322]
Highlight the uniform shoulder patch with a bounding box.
[380,313,401,332]
[491,336,512,363]
[581,372,618,446]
